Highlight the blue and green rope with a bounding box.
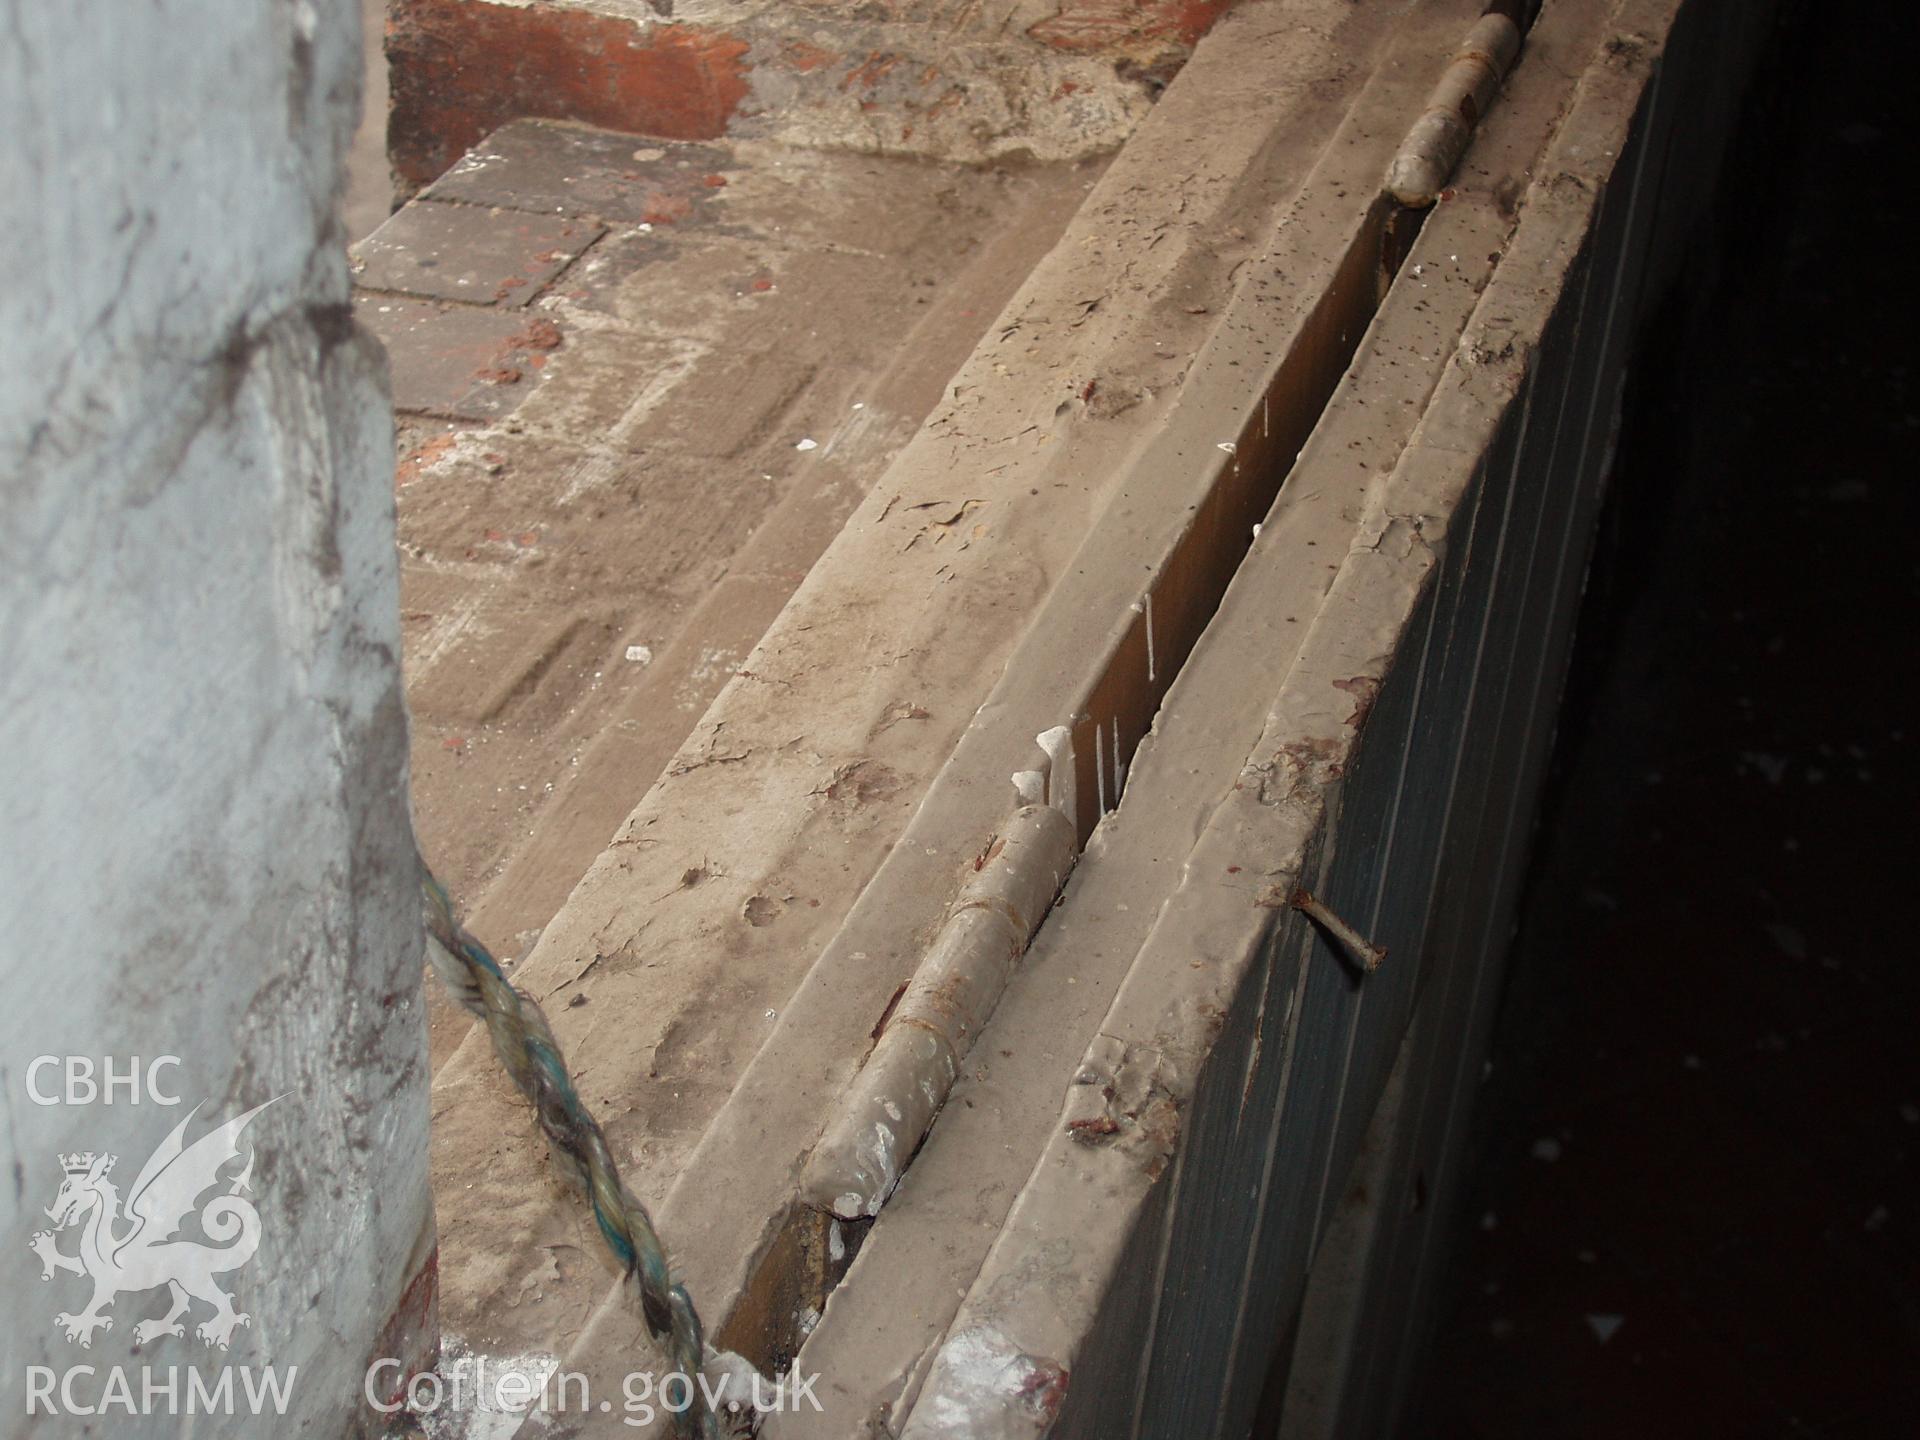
[422,875,721,1439]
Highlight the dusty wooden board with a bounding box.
[385,127,1096,1087]
[418,0,1432,1414]
[893,2,1750,1435]
[758,0,1618,1425]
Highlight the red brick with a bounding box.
[389,0,752,188]
[779,37,839,73]
[1026,0,1240,55]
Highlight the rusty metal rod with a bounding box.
[1385,8,1526,207]
[1290,886,1389,975]
[801,804,1078,1219]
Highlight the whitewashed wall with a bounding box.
[0,2,434,1433]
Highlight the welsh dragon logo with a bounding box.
[28,1099,279,1350]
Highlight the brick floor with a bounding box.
[353,118,1100,1068]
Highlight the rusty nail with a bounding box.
[1290,887,1388,974]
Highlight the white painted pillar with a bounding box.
[0,1,436,1433]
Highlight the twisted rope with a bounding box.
[422,875,721,1440]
